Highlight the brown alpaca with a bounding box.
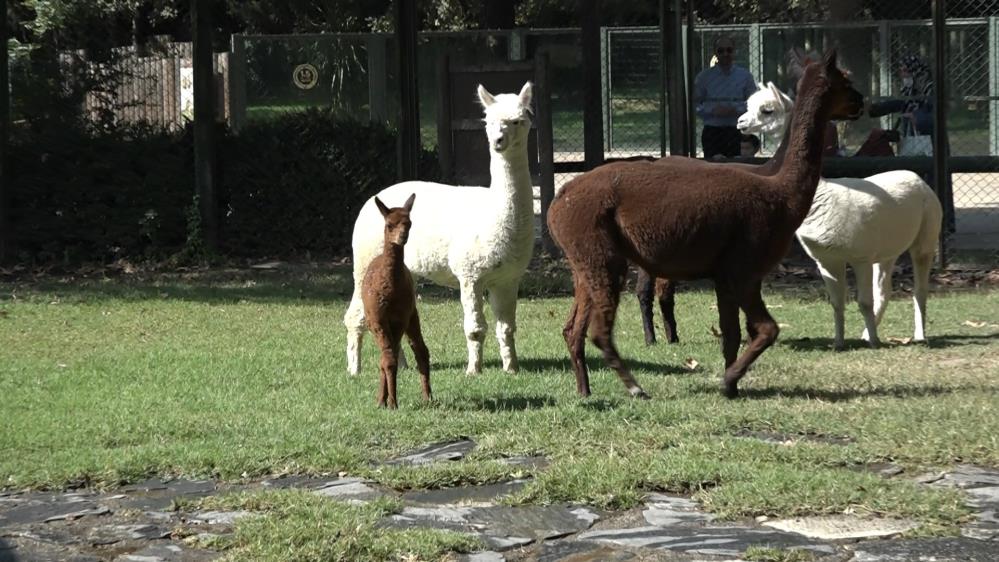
[547,50,863,399]
[362,193,431,409]
[634,107,794,345]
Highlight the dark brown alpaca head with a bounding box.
[788,48,864,122]
[374,193,415,248]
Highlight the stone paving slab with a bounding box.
[577,525,839,557]
[642,494,715,527]
[385,504,600,551]
[0,535,102,562]
[402,479,530,506]
[311,477,390,503]
[762,515,919,540]
[384,438,478,466]
[847,537,998,561]
[112,541,219,561]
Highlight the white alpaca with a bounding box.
[344,82,536,374]
[738,82,943,349]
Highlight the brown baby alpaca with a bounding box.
[547,49,864,400]
[361,193,431,409]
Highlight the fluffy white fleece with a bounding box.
[344,82,536,374]
[740,83,942,348]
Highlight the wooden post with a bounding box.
[192,0,218,251]
[396,0,420,180]
[435,55,453,183]
[535,53,557,255]
[0,0,10,262]
[580,0,604,170]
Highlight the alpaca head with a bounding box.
[737,82,793,136]
[477,82,533,154]
[788,48,864,121]
[374,193,415,247]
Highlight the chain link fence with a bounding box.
[8,1,999,261]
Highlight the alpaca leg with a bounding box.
[911,250,934,342]
[563,279,593,397]
[657,278,680,344]
[872,258,896,326]
[383,342,400,409]
[406,312,432,402]
[636,268,657,345]
[489,283,520,373]
[459,279,487,374]
[816,261,847,350]
[854,264,880,349]
[723,283,779,399]
[371,329,390,407]
[586,262,650,399]
[343,292,367,375]
[714,282,741,369]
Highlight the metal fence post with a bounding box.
[989,16,998,156]
[878,21,892,131]
[581,0,605,169]
[748,23,762,89]
[933,0,950,266]
[0,0,9,262]
[601,27,612,152]
[193,0,218,251]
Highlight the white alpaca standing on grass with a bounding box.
[345,82,536,375]
[738,82,943,349]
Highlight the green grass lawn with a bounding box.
[1,266,998,557]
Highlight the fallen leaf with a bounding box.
[778,323,791,329]
[887,336,912,345]
[683,358,699,371]
[963,320,987,328]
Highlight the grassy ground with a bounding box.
[1,265,997,558]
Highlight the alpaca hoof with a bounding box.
[833,341,845,352]
[628,386,651,400]
[865,338,880,349]
[722,383,740,399]
[466,367,481,375]
[667,335,680,344]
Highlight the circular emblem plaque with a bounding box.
[292,63,319,90]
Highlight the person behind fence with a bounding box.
[857,54,935,157]
[740,133,761,157]
[693,36,757,159]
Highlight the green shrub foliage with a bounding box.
[219,109,400,257]
[9,110,435,263]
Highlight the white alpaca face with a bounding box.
[737,81,792,136]
[478,82,533,154]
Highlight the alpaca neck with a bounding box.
[489,147,533,205]
[776,94,830,221]
[381,241,405,267]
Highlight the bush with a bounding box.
[220,109,408,257]
[8,110,438,264]
[9,125,193,264]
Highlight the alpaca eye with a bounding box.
[761,108,774,115]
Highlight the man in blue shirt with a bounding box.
[693,36,757,159]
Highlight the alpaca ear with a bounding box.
[477,84,496,108]
[767,82,790,111]
[374,197,390,217]
[518,81,533,108]
[403,193,416,212]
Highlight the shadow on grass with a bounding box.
[695,382,995,402]
[781,332,999,351]
[458,395,559,411]
[433,356,691,376]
